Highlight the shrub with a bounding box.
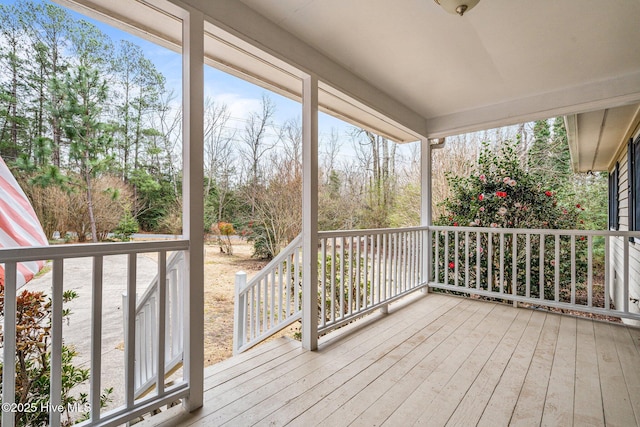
[0,286,112,426]
[436,141,586,299]
[210,221,235,255]
[113,210,139,242]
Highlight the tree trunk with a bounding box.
[84,154,99,243]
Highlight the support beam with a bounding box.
[182,7,204,411]
[421,139,432,228]
[421,139,432,288]
[302,74,319,351]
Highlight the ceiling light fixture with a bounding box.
[433,0,480,16]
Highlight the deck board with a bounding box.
[141,294,640,427]
[509,313,560,426]
[573,319,605,426]
[380,303,508,426]
[327,299,489,426]
[445,309,533,427]
[411,305,522,426]
[595,321,637,426]
[610,323,640,426]
[541,315,576,426]
[343,297,493,426]
[227,295,464,426]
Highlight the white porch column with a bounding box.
[302,74,319,351]
[421,139,432,288]
[182,8,204,411]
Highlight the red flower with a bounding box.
[453,222,458,226]
[576,204,581,208]
[580,236,585,241]
[545,191,552,197]
[448,262,455,269]
[495,191,507,198]
[478,194,484,201]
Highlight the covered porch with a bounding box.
[2,0,640,426]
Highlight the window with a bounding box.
[628,136,640,233]
[609,162,619,230]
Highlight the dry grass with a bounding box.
[203,238,271,366]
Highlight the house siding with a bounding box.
[611,130,640,326]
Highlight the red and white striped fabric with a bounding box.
[0,156,48,289]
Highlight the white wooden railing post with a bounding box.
[421,138,432,293]
[181,5,205,412]
[50,259,64,427]
[302,73,319,351]
[233,271,247,355]
[90,256,104,422]
[2,262,17,427]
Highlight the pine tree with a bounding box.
[56,66,112,242]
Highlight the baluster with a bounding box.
[571,235,576,305]
[1,262,17,427]
[539,234,545,300]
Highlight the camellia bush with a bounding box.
[436,141,587,300]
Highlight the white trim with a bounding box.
[302,74,319,351]
[426,71,640,138]
[421,139,432,289]
[181,7,205,412]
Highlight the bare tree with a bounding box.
[149,89,182,198]
[278,116,302,178]
[320,128,341,183]
[248,116,303,257]
[203,97,236,223]
[352,129,397,228]
[240,94,276,214]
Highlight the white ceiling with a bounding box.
[58,0,640,169]
[236,0,640,136]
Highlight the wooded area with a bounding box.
[0,1,607,257]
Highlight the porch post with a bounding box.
[421,139,432,289]
[302,74,319,351]
[182,8,204,411]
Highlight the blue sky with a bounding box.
[41,0,349,139]
[2,0,417,162]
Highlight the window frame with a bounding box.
[628,136,640,238]
[609,162,619,231]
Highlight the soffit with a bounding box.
[567,104,640,173]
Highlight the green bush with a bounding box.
[113,211,139,242]
[0,287,112,426]
[436,141,587,299]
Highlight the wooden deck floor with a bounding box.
[148,293,640,426]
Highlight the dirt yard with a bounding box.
[203,238,272,366]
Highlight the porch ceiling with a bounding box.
[57,0,640,148]
[566,103,640,172]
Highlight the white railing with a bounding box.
[429,225,640,322]
[232,225,640,355]
[233,235,303,354]
[123,251,185,399]
[317,227,427,333]
[0,240,189,427]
